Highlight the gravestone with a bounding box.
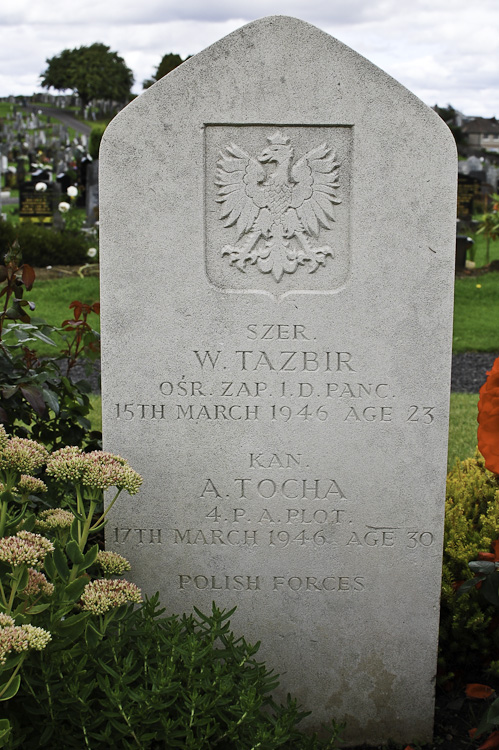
[85,160,99,225]
[19,182,59,224]
[457,174,482,221]
[100,16,456,746]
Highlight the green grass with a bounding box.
[448,392,478,470]
[467,231,499,267]
[88,394,102,432]
[1,204,19,224]
[0,102,13,118]
[20,276,100,356]
[453,272,499,352]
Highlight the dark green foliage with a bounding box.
[439,453,499,674]
[0,221,91,267]
[11,598,342,749]
[142,52,187,89]
[41,43,133,107]
[89,124,107,160]
[0,246,101,451]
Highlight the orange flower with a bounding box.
[478,540,499,562]
[466,683,495,699]
[478,357,499,474]
[478,730,499,749]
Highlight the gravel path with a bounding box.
[451,352,499,393]
[66,353,499,396]
[24,104,92,136]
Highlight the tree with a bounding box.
[434,104,466,149]
[41,43,133,107]
[142,53,189,89]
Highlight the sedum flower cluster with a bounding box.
[17,475,47,496]
[0,622,52,665]
[35,508,74,533]
[23,568,54,598]
[0,532,54,568]
[81,579,142,615]
[96,550,131,576]
[0,428,49,475]
[46,448,142,495]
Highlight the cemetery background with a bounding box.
[1,21,499,749]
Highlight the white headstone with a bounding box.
[100,16,456,745]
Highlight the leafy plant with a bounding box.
[0,244,101,450]
[12,597,343,749]
[0,430,342,749]
[89,124,106,160]
[458,560,499,748]
[0,221,92,267]
[0,429,143,748]
[450,357,499,748]
[440,452,499,673]
[477,194,499,266]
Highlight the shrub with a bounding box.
[11,599,342,749]
[0,221,92,267]
[440,452,499,672]
[0,246,101,451]
[89,124,107,160]
[0,430,341,749]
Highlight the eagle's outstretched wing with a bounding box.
[290,144,341,237]
[215,144,267,240]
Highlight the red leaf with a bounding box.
[478,730,499,749]
[21,263,35,291]
[492,539,499,559]
[91,302,100,315]
[69,300,83,320]
[478,552,495,561]
[466,683,495,699]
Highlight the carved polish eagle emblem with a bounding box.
[215,131,341,282]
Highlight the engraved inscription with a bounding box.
[216,131,340,282]
[112,320,439,427]
[176,574,366,592]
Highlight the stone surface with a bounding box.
[100,16,456,745]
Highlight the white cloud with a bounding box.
[0,0,497,117]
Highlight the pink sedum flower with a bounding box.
[17,475,47,495]
[0,436,48,475]
[35,508,75,532]
[81,579,142,615]
[23,568,54,598]
[96,550,131,576]
[46,448,142,495]
[0,624,51,665]
[0,532,54,568]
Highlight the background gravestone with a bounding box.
[100,16,456,745]
[19,182,59,224]
[457,174,482,222]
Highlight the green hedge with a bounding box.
[89,124,107,159]
[0,221,91,266]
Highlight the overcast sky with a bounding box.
[1,0,498,117]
